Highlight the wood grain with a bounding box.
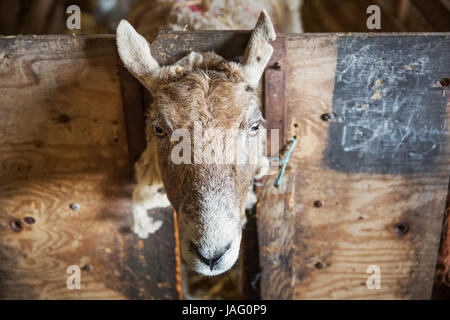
[264,37,287,157]
[432,84,450,299]
[282,34,450,299]
[0,35,180,299]
[257,170,296,300]
[1,32,448,300]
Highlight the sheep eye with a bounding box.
[249,123,260,135]
[153,125,165,137]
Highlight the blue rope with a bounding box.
[273,137,297,187]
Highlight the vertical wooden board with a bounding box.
[432,82,450,299]
[240,207,261,299]
[257,171,296,300]
[0,36,180,299]
[264,37,287,156]
[283,34,450,299]
[118,68,146,166]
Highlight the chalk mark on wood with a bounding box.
[325,36,450,174]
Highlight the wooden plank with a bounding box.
[432,86,450,300]
[150,30,251,65]
[399,0,435,32]
[411,0,450,31]
[0,0,21,35]
[264,37,287,156]
[283,34,450,299]
[431,179,450,299]
[302,0,449,32]
[325,36,449,174]
[0,35,180,299]
[18,0,55,34]
[309,0,347,32]
[240,207,260,299]
[396,0,410,22]
[118,68,146,166]
[257,171,296,300]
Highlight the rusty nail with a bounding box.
[9,219,23,232]
[393,222,409,235]
[273,62,282,71]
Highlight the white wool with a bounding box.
[245,189,257,209]
[131,139,170,238]
[132,205,163,238]
[128,0,303,40]
[254,156,270,180]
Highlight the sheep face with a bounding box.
[116,11,275,275]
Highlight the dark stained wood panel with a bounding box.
[302,0,450,32]
[325,36,450,174]
[264,37,287,156]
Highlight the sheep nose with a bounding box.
[191,242,232,271]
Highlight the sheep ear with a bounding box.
[240,10,276,88]
[116,20,161,93]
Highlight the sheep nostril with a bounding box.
[191,241,232,271]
